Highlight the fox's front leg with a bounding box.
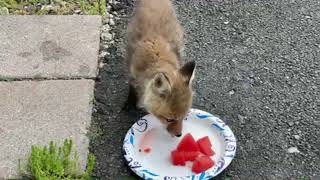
[123,83,138,111]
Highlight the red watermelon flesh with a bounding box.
[184,151,201,161]
[191,155,215,174]
[177,133,199,152]
[171,151,200,164]
[197,136,215,156]
[171,150,185,166]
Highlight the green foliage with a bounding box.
[298,177,311,180]
[82,153,95,179]
[0,0,106,15]
[0,75,13,81]
[21,139,95,180]
[0,0,17,10]
[98,0,105,16]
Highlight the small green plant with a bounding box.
[298,177,311,180]
[0,75,14,81]
[0,0,105,15]
[20,139,95,180]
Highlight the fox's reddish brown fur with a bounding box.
[127,0,196,137]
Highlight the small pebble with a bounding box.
[101,24,110,32]
[228,90,235,95]
[41,5,53,10]
[101,32,113,41]
[99,62,104,68]
[106,5,111,11]
[74,9,81,14]
[287,147,300,153]
[99,51,107,58]
[109,19,115,26]
[293,135,300,140]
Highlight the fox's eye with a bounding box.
[166,118,175,122]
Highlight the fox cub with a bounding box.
[126,0,196,137]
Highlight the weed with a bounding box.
[0,75,13,81]
[20,139,95,180]
[0,0,106,15]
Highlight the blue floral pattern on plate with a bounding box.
[123,109,237,180]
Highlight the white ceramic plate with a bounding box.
[123,109,236,180]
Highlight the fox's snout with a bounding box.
[167,120,183,137]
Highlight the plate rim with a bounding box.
[123,108,237,180]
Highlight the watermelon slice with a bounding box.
[183,151,201,161]
[171,134,216,172]
[171,150,185,166]
[171,150,201,166]
[197,136,215,156]
[191,155,215,174]
[177,133,199,152]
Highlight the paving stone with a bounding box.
[0,16,101,79]
[0,80,94,179]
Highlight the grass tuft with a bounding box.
[0,0,106,15]
[0,75,14,81]
[20,139,95,180]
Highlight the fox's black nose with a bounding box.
[175,134,182,137]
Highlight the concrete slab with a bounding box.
[0,80,94,179]
[0,16,101,79]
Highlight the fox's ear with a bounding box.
[152,73,171,97]
[180,61,196,86]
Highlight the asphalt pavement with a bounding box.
[90,0,320,179]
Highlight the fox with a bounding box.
[126,0,196,137]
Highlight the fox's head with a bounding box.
[144,61,196,137]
